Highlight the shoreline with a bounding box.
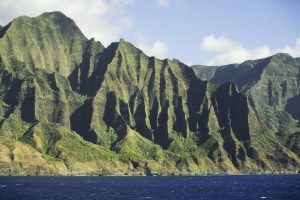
[1,170,299,177]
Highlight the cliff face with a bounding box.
[0,12,299,176]
[192,54,300,134]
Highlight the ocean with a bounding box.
[0,175,299,199]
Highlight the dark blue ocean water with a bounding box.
[0,175,299,199]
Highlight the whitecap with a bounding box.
[0,185,7,188]
[260,197,272,199]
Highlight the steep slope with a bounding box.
[0,12,117,175]
[63,38,300,173]
[192,54,300,135]
[0,12,299,175]
[193,64,239,82]
[0,12,98,77]
[0,12,106,128]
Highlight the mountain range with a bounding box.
[0,12,299,176]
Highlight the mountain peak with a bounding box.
[40,11,68,17]
[116,38,143,55]
[119,38,126,43]
[269,53,295,63]
[0,11,88,77]
[272,52,293,58]
[118,38,135,47]
[1,11,85,41]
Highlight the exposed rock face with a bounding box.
[193,54,300,170]
[0,12,299,175]
[192,54,300,134]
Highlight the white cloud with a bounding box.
[157,0,170,7]
[0,0,135,46]
[136,34,168,59]
[156,0,185,11]
[186,61,193,66]
[277,37,300,57]
[199,35,300,65]
[199,35,240,53]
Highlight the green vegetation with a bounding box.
[193,53,300,136]
[0,113,32,140]
[113,129,164,162]
[42,154,61,162]
[167,131,207,159]
[0,136,15,151]
[19,122,119,162]
[0,12,299,175]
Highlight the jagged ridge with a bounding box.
[0,12,299,175]
[192,54,300,134]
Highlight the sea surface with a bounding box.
[0,175,299,199]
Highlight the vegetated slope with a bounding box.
[0,12,299,176]
[192,54,300,135]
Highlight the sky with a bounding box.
[0,0,299,66]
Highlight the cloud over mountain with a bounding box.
[136,33,168,59]
[199,35,300,65]
[0,0,135,46]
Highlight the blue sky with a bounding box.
[0,0,299,65]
